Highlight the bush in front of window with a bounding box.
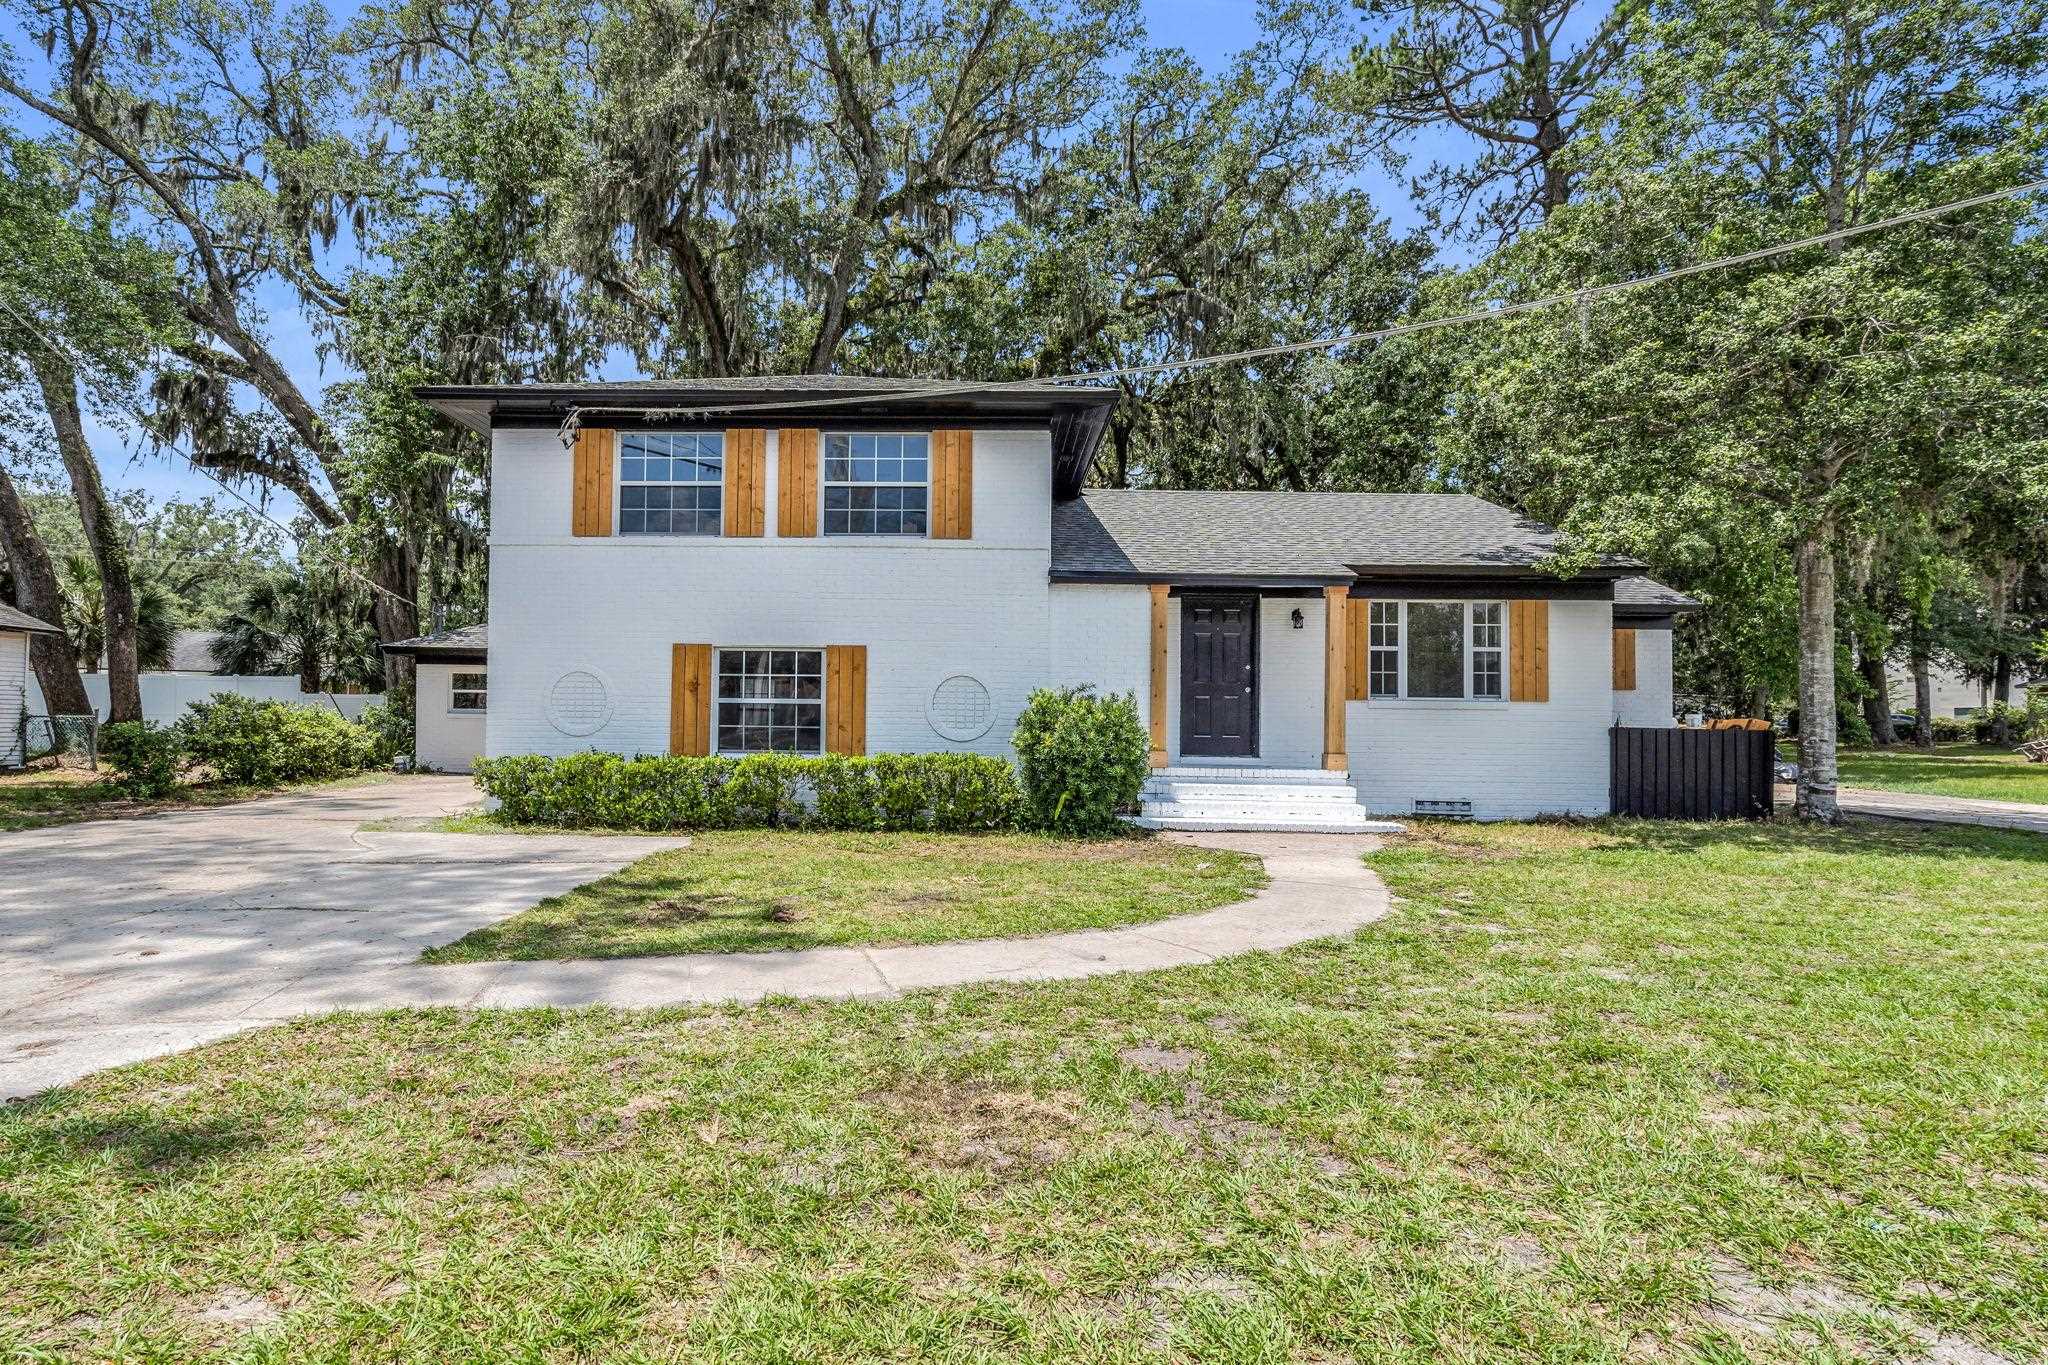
[175,693,382,786]
[1009,686,1149,837]
[99,719,186,798]
[472,751,1022,832]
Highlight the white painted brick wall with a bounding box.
[1049,583,1149,703]
[414,662,489,773]
[1614,627,1677,727]
[1,631,25,767]
[488,427,1055,760]
[1348,599,1616,819]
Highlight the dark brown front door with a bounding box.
[1181,595,1257,757]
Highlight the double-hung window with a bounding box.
[1367,601,1507,700]
[824,433,928,535]
[619,432,723,535]
[450,672,487,712]
[715,649,824,754]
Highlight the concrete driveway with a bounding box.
[0,776,684,1100]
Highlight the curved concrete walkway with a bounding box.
[3,782,1391,1097]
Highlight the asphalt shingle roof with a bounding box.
[0,603,61,634]
[1613,576,1700,612]
[1051,490,1642,580]
[380,623,488,656]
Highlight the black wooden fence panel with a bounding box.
[1609,725,1775,820]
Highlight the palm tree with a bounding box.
[210,566,382,692]
[57,552,174,672]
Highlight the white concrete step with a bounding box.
[1151,765,1352,785]
[1142,800,1377,821]
[1143,782,1361,804]
[1128,813,1404,834]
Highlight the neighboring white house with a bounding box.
[1883,659,2028,719]
[410,377,1699,823]
[1,604,63,768]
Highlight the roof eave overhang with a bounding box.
[1049,570,1351,590]
[1343,561,1643,579]
[414,385,1121,438]
[379,643,489,664]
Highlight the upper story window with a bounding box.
[620,432,723,535]
[1368,600,1506,701]
[824,433,928,536]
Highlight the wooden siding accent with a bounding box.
[776,428,820,537]
[722,429,767,537]
[930,429,973,539]
[670,643,713,756]
[1147,584,1169,767]
[1344,596,1369,701]
[825,644,868,756]
[571,427,615,536]
[1509,600,1550,702]
[1322,586,1348,769]
[1612,627,1638,691]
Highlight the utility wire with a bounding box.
[573,177,2048,424]
[0,288,419,612]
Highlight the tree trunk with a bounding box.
[298,645,322,695]
[1749,684,1771,722]
[1990,652,2013,744]
[1858,638,1895,745]
[1910,648,1933,749]
[0,461,93,715]
[33,358,142,723]
[1794,528,1839,822]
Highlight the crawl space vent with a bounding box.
[1413,799,1474,819]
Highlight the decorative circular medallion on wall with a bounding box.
[927,673,994,743]
[547,670,613,737]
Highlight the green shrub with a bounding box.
[1930,714,1973,743]
[1973,696,2048,745]
[175,693,381,786]
[357,685,414,767]
[473,751,1022,832]
[1009,686,1149,836]
[99,720,184,798]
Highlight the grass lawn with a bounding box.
[421,829,1266,960]
[1827,742,2048,804]
[0,767,394,833]
[6,817,2047,1361]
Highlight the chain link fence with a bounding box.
[17,713,98,770]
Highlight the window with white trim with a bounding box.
[1369,601,1508,700]
[619,432,723,535]
[451,671,487,712]
[715,649,824,754]
[823,433,928,535]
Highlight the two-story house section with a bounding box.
[392,376,1698,824]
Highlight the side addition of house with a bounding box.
[405,378,1697,822]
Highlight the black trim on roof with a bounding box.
[380,623,487,663]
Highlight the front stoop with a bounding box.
[1128,765,1405,834]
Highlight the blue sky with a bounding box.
[14,0,1433,510]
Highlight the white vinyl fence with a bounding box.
[27,672,381,726]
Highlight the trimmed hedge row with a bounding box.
[473,751,1024,832]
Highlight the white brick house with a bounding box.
[394,378,1696,822]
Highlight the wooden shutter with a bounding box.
[723,429,766,536]
[1509,600,1550,702]
[1147,584,1169,767]
[777,428,820,537]
[929,429,973,539]
[571,427,615,536]
[1345,597,1369,701]
[825,645,868,755]
[670,644,713,756]
[1612,627,1638,691]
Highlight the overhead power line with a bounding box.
[574,176,2048,424]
